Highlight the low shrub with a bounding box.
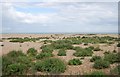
[104,53,118,64]
[87,71,105,76]
[7,50,25,58]
[41,45,54,53]
[2,50,31,75]
[27,48,37,56]
[36,52,53,59]
[68,59,82,65]
[93,59,110,69]
[110,65,120,75]
[7,63,27,75]
[57,49,66,56]
[51,40,73,49]
[90,56,101,62]
[35,58,66,73]
[73,48,93,57]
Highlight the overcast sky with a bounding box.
[1,0,119,33]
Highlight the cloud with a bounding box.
[1,2,118,33]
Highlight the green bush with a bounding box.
[88,46,94,50]
[16,56,31,67]
[94,47,101,51]
[41,45,54,53]
[51,40,73,49]
[27,48,37,56]
[7,63,27,75]
[36,52,53,59]
[93,59,110,69]
[57,49,66,56]
[2,50,32,75]
[68,59,82,65]
[90,56,101,62]
[35,58,66,73]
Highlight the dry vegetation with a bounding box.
[1,34,120,76]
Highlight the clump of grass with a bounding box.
[27,48,37,56]
[87,71,105,76]
[35,58,66,73]
[104,52,119,64]
[68,58,82,65]
[41,45,54,53]
[57,49,66,56]
[90,56,101,62]
[36,52,53,59]
[73,47,93,57]
[110,65,120,75]
[93,59,110,69]
[51,40,73,49]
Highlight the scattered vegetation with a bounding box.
[68,58,82,65]
[9,37,50,43]
[2,35,119,75]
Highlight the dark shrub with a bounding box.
[104,51,110,55]
[68,58,82,65]
[27,48,37,56]
[35,58,66,73]
[94,47,101,51]
[1,44,4,46]
[84,43,88,45]
[93,59,110,69]
[90,56,101,62]
[36,52,53,59]
[113,50,117,53]
[117,43,120,47]
[57,49,66,56]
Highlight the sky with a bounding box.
[1,0,119,33]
